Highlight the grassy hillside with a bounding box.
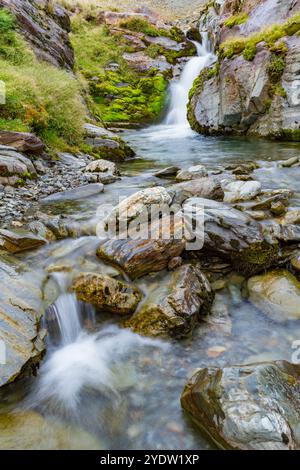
[0,8,87,151]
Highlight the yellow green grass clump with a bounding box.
[220,11,300,61]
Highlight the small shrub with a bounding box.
[267,55,285,82]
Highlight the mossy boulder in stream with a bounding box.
[181,361,300,450]
[183,197,279,275]
[125,264,214,338]
[72,272,142,315]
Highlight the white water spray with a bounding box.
[165,33,215,127]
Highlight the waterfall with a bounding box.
[165,32,216,127]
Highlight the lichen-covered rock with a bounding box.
[183,197,278,274]
[247,269,300,322]
[72,272,142,315]
[125,264,213,338]
[181,361,300,450]
[0,0,74,69]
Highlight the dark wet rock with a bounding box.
[169,177,224,205]
[97,213,186,279]
[168,256,183,270]
[0,255,46,388]
[0,229,46,253]
[72,272,142,315]
[248,269,300,322]
[40,183,104,203]
[0,0,74,69]
[181,361,300,450]
[184,197,279,275]
[125,264,213,338]
[154,166,180,178]
[0,132,44,156]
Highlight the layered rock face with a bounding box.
[181,361,300,450]
[188,0,300,140]
[0,0,74,69]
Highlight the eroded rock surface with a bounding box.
[181,361,300,450]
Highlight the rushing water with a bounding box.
[1,34,300,450]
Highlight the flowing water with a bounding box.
[1,34,300,450]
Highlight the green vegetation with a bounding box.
[224,13,249,29]
[220,11,300,61]
[119,17,184,42]
[0,8,87,151]
[71,17,167,124]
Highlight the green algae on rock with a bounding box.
[72,272,142,315]
[125,264,214,338]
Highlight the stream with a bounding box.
[1,33,300,451]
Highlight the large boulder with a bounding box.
[97,213,186,279]
[247,269,300,322]
[0,0,74,69]
[125,264,214,338]
[0,255,46,389]
[181,361,300,450]
[176,165,208,182]
[183,197,278,274]
[0,132,44,155]
[189,0,300,140]
[105,186,173,231]
[222,180,262,203]
[169,177,224,204]
[72,273,142,315]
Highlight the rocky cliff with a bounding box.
[188,0,300,140]
[0,0,74,69]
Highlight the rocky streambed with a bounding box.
[1,123,300,450]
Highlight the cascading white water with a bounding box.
[165,32,215,127]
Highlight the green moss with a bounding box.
[220,11,300,61]
[71,18,167,124]
[119,18,161,37]
[224,13,249,29]
[279,129,300,141]
[233,241,279,275]
[267,55,286,83]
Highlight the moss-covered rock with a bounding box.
[124,264,214,338]
[72,272,142,315]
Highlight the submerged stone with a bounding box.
[181,361,300,450]
[247,269,300,322]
